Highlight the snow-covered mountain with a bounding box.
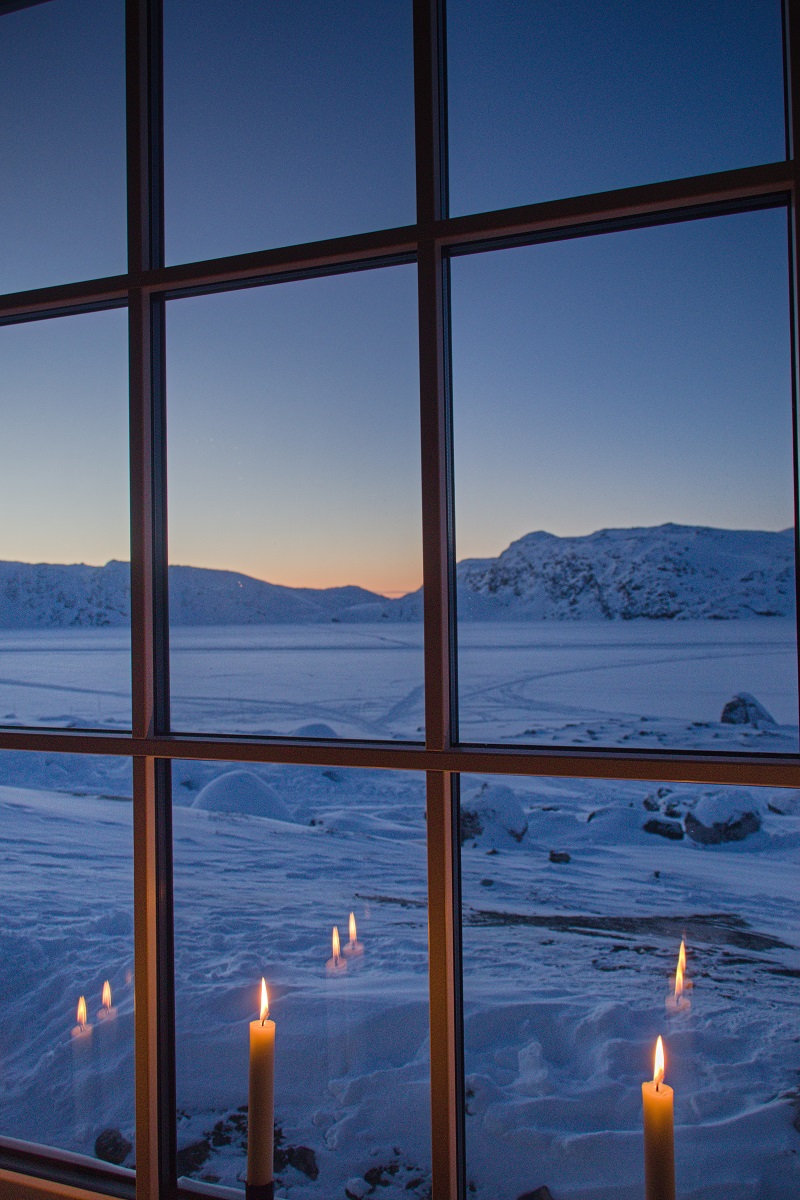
[455,524,796,621]
[0,524,794,627]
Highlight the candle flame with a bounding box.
[653,1036,665,1088]
[332,925,341,961]
[102,980,112,1010]
[349,912,357,943]
[260,978,269,1023]
[674,953,684,1003]
[77,996,87,1029]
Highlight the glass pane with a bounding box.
[0,0,126,295]
[460,771,800,1199]
[447,0,785,217]
[0,309,131,731]
[0,751,134,1171]
[452,209,798,752]
[166,268,423,739]
[163,0,415,265]
[172,761,431,1195]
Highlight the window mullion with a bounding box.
[127,2,174,1199]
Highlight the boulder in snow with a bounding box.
[720,692,776,728]
[684,788,762,844]
[643,818,684,841]
[460,784,528,847]
[191,770,292,821]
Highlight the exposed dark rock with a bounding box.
[517,1188,555,1200]
[643,818,684,840]
[549,850,571,863]
[94,1128,132,1166]
[288,1145,318,1179]
[720,692,776,727]
[685,809,761,845]
[642,796,660,811]
[364,1165,386,1187]
[176,1140,211,1176]
[460,810,483,843]
[480,878,494,887]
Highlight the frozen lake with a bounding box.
[0,619,796,751]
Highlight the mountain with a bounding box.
[455,524,795,621]
[0,524,794,628]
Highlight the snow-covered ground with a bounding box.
[0,624,799,1199]
[0,619,796,754]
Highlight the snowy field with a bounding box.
[0,619,796,752]
[0,621,799,1198]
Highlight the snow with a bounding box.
[1,749,798,1198]
[0,526,799,1198]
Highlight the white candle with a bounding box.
[341,912,363,959]
[642,1036,675,1200]
[247,978,275,1190]
[97,980,118,1023]
[326,925,347,974]
[666,940,691,1012]
[71,995,93,1046]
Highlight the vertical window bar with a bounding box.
[415,2,464,1198]
[784,0,800,749]
[127,2,175,1199]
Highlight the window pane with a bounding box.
[163,0,415,265]
[447,0,785,217]
[0,309,131,731]
[172,761,431,1195]
[0,751,134,1171]
[166,268,423,739]
[0,0,126,295]
[460,771,800,1199]
[452,209,798,752]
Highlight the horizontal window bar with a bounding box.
[0,163,793,323]
[0,728,797,786]
[0,1136,134,1200]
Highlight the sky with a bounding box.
[0,0,791,596]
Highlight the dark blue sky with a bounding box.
[0,1,791,592]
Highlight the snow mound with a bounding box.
[720,692,776,727]
[293,722,338,739]
[191,770,293,821]
[461,784,528,847]
[684,787,763,844]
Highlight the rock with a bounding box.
[684,788,762,844]
[720,692,776,728]
[191,770,293,821]
[288,1145,319,1180]
[685,810,760,844]
[460,784,528,848]
[364,1166,386,1187]
[549,850,571,863]
[642,796,660,812]
[480,878,494,886]
[517,1188,555,1200]
[176,1140,211,1176]
[345,1178,370,1199]
[643,818,684,840]
[94,1128,132,1165]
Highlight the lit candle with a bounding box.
[642,1036,675,1200]
[97,980,118,1022]
[71,995,93,1141]
[666,940,691,1012]
[71,995,92,1044]
[326,925,347,974]
[341,912,363,959]
[247,979,275,1199]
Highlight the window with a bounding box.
[0,3,797,1199]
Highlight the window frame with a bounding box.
[0,2,798,1199]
